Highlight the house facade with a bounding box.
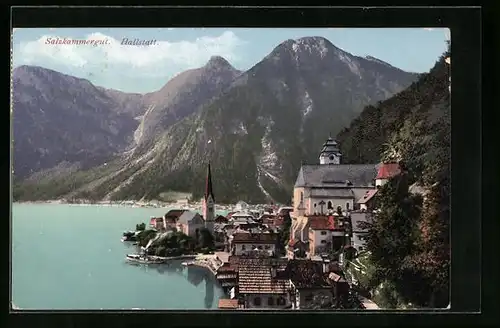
[230,232,277,256]
[307,215,348,257]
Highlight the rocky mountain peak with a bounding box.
[205,55,234,70]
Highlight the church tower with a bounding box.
[202,162,215,234]
[319,136,342,165]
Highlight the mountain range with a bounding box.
[12,36,421,204]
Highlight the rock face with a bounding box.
[12,65,139,179]
[13,36,420,203]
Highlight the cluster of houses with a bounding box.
[148,136,413,310]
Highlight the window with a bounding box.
[327,201,333,210]
[241,245,246,250]
[265,245,270,250]
[321,240,327,244]
[254,297,261,306]
[300,192,304,202]
[277,297,286,305]
[321,231,327,235]
[267,297,274,306]
[329,155,334,160]
[258,246,263,250]
[358,246,364,252]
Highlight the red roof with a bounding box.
[357,189,378,204]
[308,216,337,231]
[226,212,237,219]
[376,163,401,179]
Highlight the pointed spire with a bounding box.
[205,161,214,202]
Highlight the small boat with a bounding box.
[126,254,164,264]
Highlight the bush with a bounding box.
[155,246,166,257]
[136,223,146,231]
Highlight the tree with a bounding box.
[136,223,146,231]
[300,291,365,310]
[197,228,215,249]
[361,174,421,304]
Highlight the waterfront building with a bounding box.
[202,162,215,235]
[230,232,278,256]
[176,211,205,238]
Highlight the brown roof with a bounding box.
[285,260,331,289]
[238,258,290,294]
[165,209,187,219]
[232,232,278,244]
[215,215,228,223]
[218,299,239,309]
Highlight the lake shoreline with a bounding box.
[13,200,234,212]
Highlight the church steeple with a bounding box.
[319,135,342,165]
[204,162,214,202]
[203,162,215,234]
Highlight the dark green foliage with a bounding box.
[197,228,215,249]
[349,44,450,308]
[300,291,365,310]
[135,223,146,231]
[136,229,157,247]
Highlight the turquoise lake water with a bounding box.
[11,203,226,310]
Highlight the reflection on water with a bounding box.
[126,260,218,309]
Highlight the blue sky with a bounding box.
[12,28,449,93]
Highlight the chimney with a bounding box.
[322,259,330,274]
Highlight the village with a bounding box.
[123,137,416,310]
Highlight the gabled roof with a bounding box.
[164,209,187,219]
[177,211,202,225]
[376,163,401,180]
[294,164,380,188]
[357,189,378,204]
[237,258,290,294]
